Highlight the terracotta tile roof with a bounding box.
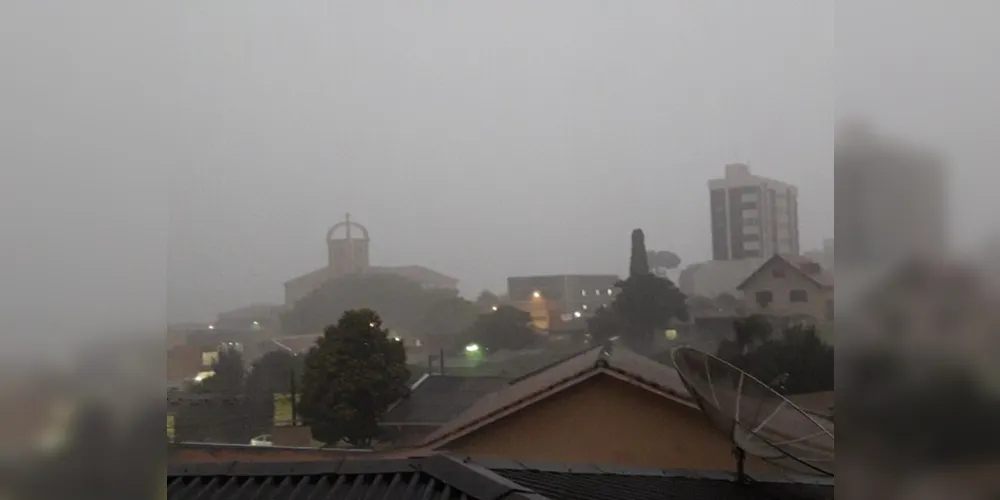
[420,344,697,448]
[167,454,835,500]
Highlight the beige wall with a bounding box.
[440,375,780,475]
[741,260,833,325]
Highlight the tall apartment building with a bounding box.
[835,123,946,266]
[708,163,800,260]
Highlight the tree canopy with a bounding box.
[176,346,273,443]
[414,296,479,337]
[299,308,410,447]
[588,229,689,351]
[647,250,682,272]
[280,274,458,336]
[717,320,833,395]
[460,305,538,352]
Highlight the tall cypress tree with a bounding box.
[629,229,650,277]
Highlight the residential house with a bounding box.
[414,344,786,474]
[168,454,835,499]
[381,374,509,446]
[736,254,834,328]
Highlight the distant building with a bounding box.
[677,258,769,299]
[506,274,620,331]
[835,123,947,266]
[214,303,284,332]
[737,254,834,328]
[708,163,799,260]
[803,238,834,273]
[284,214,458,306]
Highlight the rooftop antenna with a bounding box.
[670,347,834,482]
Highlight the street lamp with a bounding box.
[532,291,541,298]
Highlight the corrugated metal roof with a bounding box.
[167,455,834,500]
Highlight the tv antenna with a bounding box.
[670,347,834,482]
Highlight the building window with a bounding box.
[594,289,601,295]
[581,289,587,296]
[607,288,613,295]
[741,192,758,202]
[772,268,785,278]
[745,217,760,226]
[755,291,773,308]
[789,290,808,303]
[744,240,760,250]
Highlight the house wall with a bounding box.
[740,260,833,324]
[440,375,780,474]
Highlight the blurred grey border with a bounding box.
[837,2,1000,499]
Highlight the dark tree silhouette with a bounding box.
[461,305,538,352]
[198,347,245,395]
[299,309,410,447]
[647,250,682,276]
[586,230,688,352]
[280,274,457,336]
[718,322,832,395]
[415,296,479,337]
[629,229,651,277]
[474,290,502,309]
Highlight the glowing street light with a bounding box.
[532,291,541,298]
[573,311,582,318]
[207,325,214,330]
[465,343,480,353]
[491,305,498,311]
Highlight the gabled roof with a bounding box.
[420,344,697,448]
[382,374,510,426]
[736,254,833,291]
[167,454,835,500]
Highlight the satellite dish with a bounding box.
[671,346,834,478]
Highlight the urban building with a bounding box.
[736,254,834,328]
[708,163,799,260]
[835,123,946,266]
[506,274,620,331]
[284,214,458,306]
[677,258,769,299]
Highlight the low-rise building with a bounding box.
[736,254,834,327]
[506,274,620,331]
[415,344,791,474]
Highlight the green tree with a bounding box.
[647,250,682,276]
[299,309,410,447]
[474,290,502,309]
[586,305,624,345]
[415,296,479,337]
[586,230,688,351]
[198,347,245,395]
[718,322,833,395]
[462,305,538,352]
[605,229,689,351]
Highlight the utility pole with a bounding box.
[289,369,298,427]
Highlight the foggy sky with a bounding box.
[2,1,993,348]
